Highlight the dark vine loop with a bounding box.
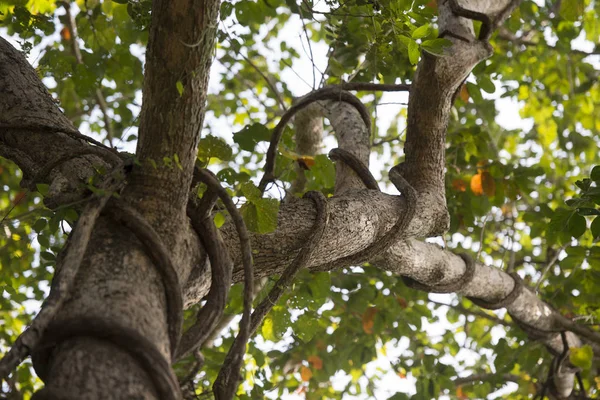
[316,161,417,270]
[402,253,476,293]
[213,190,328,400]
[31,317,181,400]
[328,148,379,191]
[467,272,523,310]
[103,199,184,356]
[1,150,185,398]
[174,189,233,361]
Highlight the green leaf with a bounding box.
[197,135,233,161]
[1,285,18,297]
[37,234,50,248]
[240,182,262,202]
[32,218,47,233]
[176,80,184,96]
[308,272,331,301]
[569,345,593,370]
[294,313,319,343]
[261,315,276,341]
[173,153,183,170]
[591,165,600,182]
[240,198,279,234]
[567,212,586,238]
[305,155,336,190]
[547,207,571,244]
[233,123,271,152]
[411,24,430,40]
[408,39,420,65]
[421,38,452,55]
[214,212,226,228]
[466,82,483,103]
[591,216,600,239]
[575,179,592,191]
[260,306,289,341]
[40,251,55,261]
[560,0,584,21]
[576,207,600,216]
[36,183,49,196]
[478,75,496,94]
[64,208,79,224]
[253,198,279,233]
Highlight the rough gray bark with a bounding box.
[0,0,593,398]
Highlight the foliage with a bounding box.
[1,0,600,398]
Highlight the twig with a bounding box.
[222,30,287,110]
[335,82,410,92]
[0,190,28,225]
[476,213,490,261]
[429,299,510,327]
[453,372,521,386]
[62,3,115,147]
[535,244,567,292]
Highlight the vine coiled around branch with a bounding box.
[1,150,185,399]
[213,190,328,400]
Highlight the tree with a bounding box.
[0,0,599,398]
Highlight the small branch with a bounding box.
[476,213,490,261]
[62,3,114,147]
[453,372,521,386]
[222,31,287,111]
[554,313,600,346]
[335,82,410,92]
[297,11,317,89]
[535,244,567,292]
[429,299,511,327]
[372,137,403,146]
[497,27,600,57]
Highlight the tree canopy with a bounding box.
[1,0,599,399]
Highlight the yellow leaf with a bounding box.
[451,179,467,192]
[470,173,483,196]
[307,355,323,370]
[459,84,469,102]
[362,307,377,334]
[300,366,312,381]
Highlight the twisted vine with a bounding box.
[213,191,328,400]
[258,87,371,193]
[175,170,233,361]
[0,151,185,399]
